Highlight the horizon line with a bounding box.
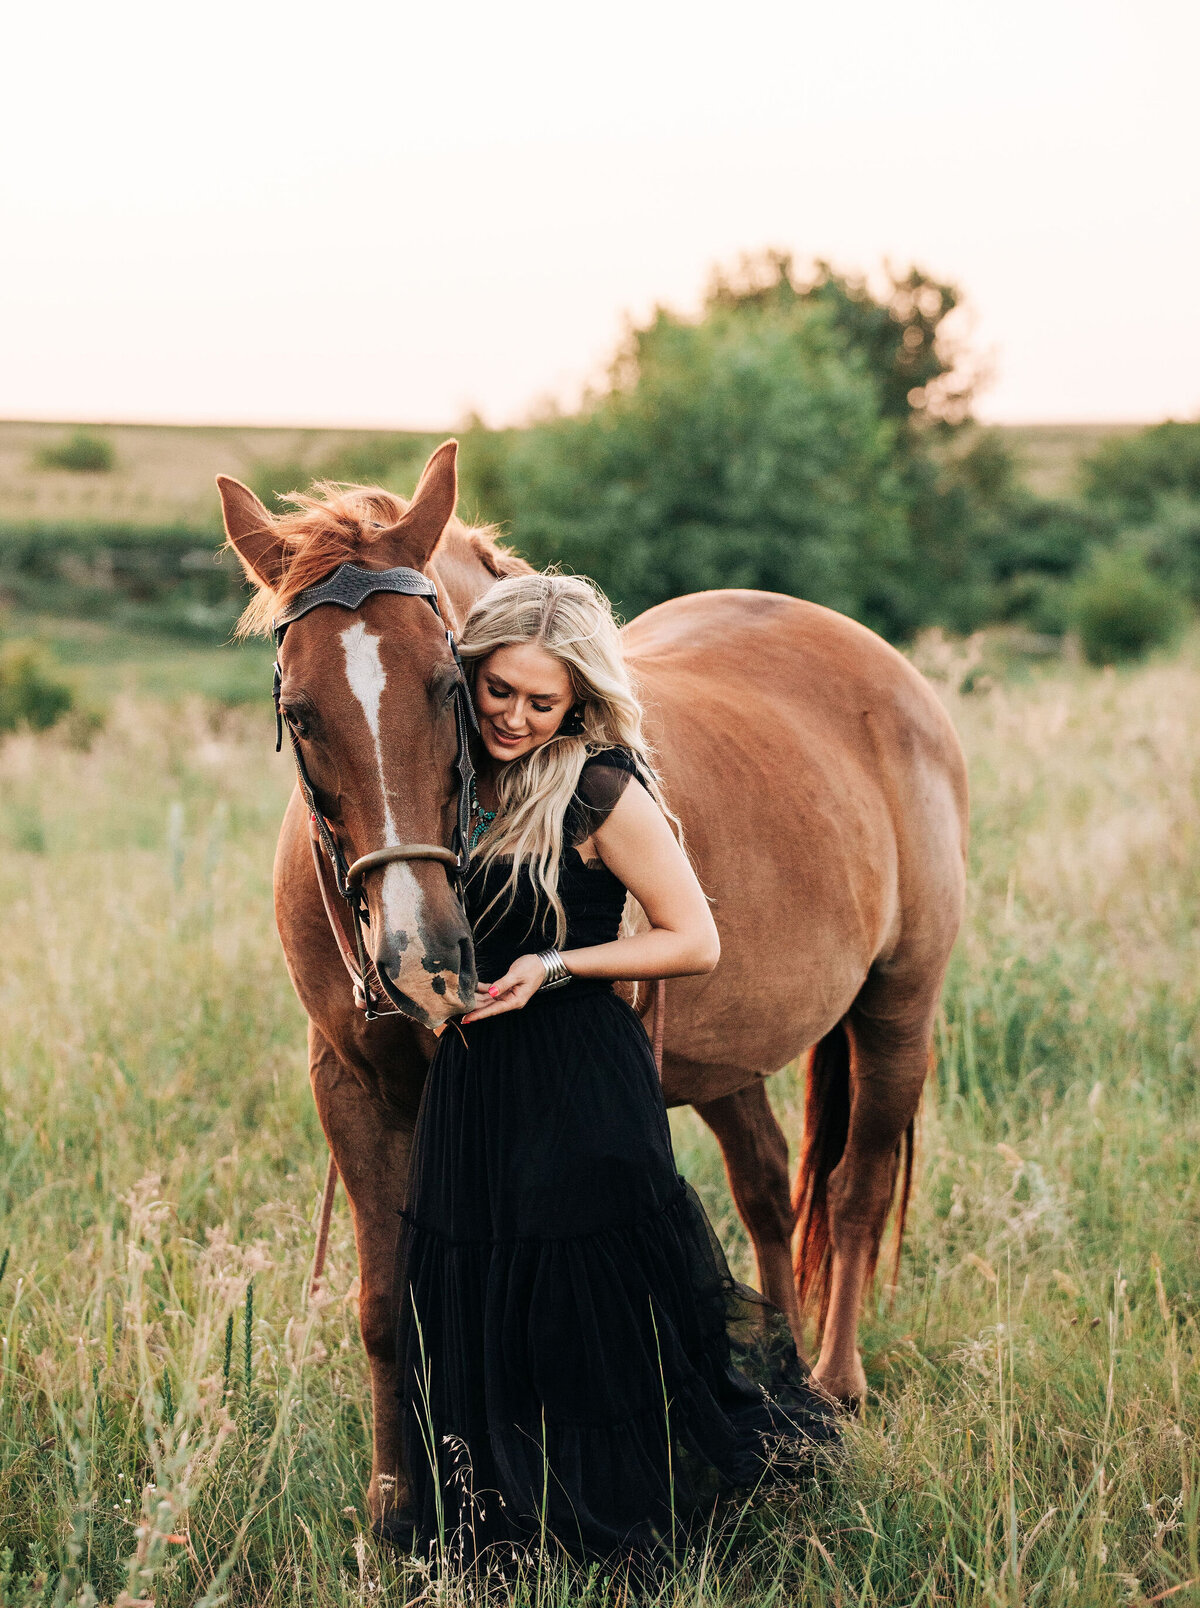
[0,412,1182,435]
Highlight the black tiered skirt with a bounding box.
[395,980,838,1566]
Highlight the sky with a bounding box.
[2,0,1197,430]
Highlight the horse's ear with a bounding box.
[377,440,458,568]
[216,475,286,588]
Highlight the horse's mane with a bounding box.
[232,480,527,638]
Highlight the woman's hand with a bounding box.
[459,953,551,1023]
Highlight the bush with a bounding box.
[1124,496,1200,606]
[0,521,245,641]
[1071,548,1187,665]
[1081,420,1200,522]
[0,642,74,733]
[35,430,116,473]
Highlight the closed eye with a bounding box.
[282,705,314,740]
[486,678,556,713]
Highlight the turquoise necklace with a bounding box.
[468,774,497,853]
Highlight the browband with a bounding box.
[273,563,439,641]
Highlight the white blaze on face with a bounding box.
[340,621,424,949]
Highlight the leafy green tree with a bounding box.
[488,251,1046,638]
[1077,422,1200,610]
[704,253,986,628]
[503,290,913,630]
[706,251,975,429]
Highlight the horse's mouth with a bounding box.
[368,958,476,1030]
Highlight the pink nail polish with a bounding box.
[487,986,499,998]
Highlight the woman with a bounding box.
[395,571,837,1571]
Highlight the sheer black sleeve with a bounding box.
[564,747,647,847]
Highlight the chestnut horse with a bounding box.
[218,441,967,1536]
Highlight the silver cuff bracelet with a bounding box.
[536,948,573,990]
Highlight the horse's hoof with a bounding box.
[371,1509,418,1550]
[811,1359,868,1415]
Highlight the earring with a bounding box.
[559,702,586,736]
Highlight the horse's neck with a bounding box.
[430,526,524,632]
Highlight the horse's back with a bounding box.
[625,588,965,816]
[627,589,955,751]
[622,589,968,1075]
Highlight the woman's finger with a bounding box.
[469,983,516,1011]
[461,987,534,1024]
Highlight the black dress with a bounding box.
[395,746,837,1568]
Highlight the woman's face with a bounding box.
[474,644,575,765]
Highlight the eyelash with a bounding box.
[488,682,554,713]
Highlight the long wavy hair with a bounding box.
[458,571,681,946]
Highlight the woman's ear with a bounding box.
[559,702,586,736]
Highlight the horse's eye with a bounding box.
[284,707,311,740]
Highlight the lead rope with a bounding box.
[309,1156,340,1301]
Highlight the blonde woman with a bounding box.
[395,572,837,1571]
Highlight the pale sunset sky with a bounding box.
[2,0,1197,429]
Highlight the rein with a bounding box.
[272,562,478,1021]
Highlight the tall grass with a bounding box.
[0,642,1198,1604]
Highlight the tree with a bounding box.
[706,251,976,429]
[505,289,914,632]
[1081,421,1200,522]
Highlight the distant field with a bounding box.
[990,421,1143,498]
[0,418,1144,528]
[0,420,434,528]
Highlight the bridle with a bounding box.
[276,559,671,1300]
[272,561,478,1021]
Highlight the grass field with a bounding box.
[0,419,1143,529]
[0,423,437,530]
[1,632,1198,1605]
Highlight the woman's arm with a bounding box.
[459,781,719,1023]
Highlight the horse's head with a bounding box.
[218,442,477,1027]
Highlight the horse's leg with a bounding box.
[308,1024,415,1536]
[808,981,933,1407]
[694,1081,806,1352]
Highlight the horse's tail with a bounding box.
[792,1023,852,1330]
[792,1021,918,1332]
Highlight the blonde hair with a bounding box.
[458,571,680,946]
